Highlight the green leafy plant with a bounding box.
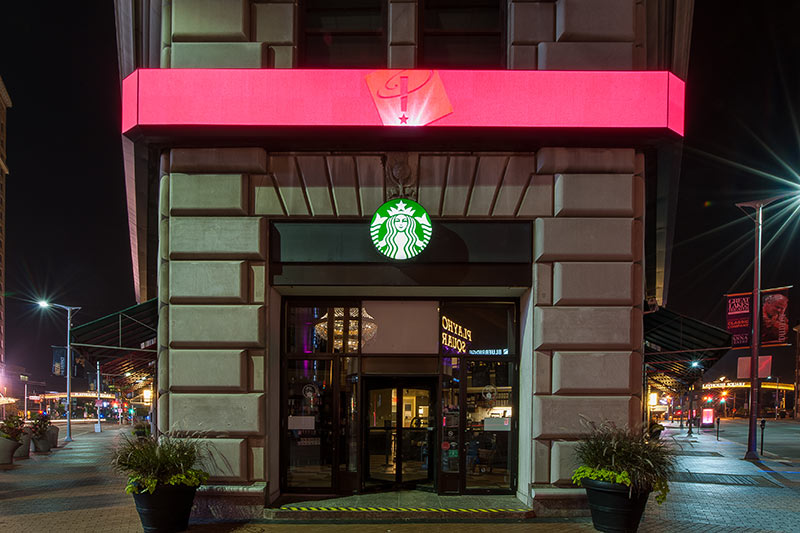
[111,435,210,495]
[29,413,51,439]
[1,413,25,442]
[132,422,151,437]
[571,420,675,504]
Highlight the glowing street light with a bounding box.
[37,300,81,442]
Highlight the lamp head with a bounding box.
[37,301,50,308]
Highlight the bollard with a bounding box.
[716,417,721,441]
[760,418,766,456]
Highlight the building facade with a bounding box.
[0,75,11,386]
[115,0,692,518]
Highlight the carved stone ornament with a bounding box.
[384,152,418,201]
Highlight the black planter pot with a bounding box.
[132,484,197,533]
[582,478,650,533]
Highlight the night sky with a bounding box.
[0,3,798,390]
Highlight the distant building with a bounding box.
[114,0,693,519]
[0,75,10,384]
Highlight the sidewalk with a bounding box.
[1,421,798,532]
[636,421,800,532]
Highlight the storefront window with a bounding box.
[286,359,334,488]
[441,371,460,474]
[440,302,516,356]
[339,356,359,473]
[286,306,329,354]
[465,361,513,489]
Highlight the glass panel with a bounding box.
[367,387,397,484]
[286,360,334,488]
[286,306,329,354]
[421,35,503,69]
[441,372,460,473]
[400,388,433,483]
[304,35,385,68]
[423,0,501,32]
[362,301,439,354]
[339,357,359,473]
[306,0,383,32]
[466,361,513,489]
[440,302,516,356]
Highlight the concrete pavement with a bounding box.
[1,420,799,532]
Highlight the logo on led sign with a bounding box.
[365,70,453,126]
[370,199,432,260]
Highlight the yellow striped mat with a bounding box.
[279,506,529,513]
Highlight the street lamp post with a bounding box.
[736,194,794,460]
[38,301,81,443]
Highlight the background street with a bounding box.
[706,418,800,460]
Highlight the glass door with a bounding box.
[364,379,435,490]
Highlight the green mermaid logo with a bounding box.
[370,199,432,260]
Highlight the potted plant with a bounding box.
[0,413,24,465]
[46,417,60,448]
[14,427,32,459]
[30,413,52,453]
[112,435,210,533]
[572,421,676,533]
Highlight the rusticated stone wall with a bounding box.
[158,146,644,517]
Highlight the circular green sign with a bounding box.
[370,198,432,260]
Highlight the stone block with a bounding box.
[508,44,538,70]
[169,392,264,435]
[170,261,247,303]
[172,0,249,42]
[170,349,248,391]
[510,2,555,44]
[389,45,416,69]
[534,218,641,262]
[534,351,552,394]
[390,2,416,45]
[252,175,285,216]
[532,395,638,438]
[536,148,636,174]
[556,0,634,42]
[251,263,265,304]
[169,305,265,348]
[250,353,265,392]
[538,42,634,70]
[158,260,170,306]
[533,439,551,483]
[160,174,170,217]
[157,392,169,433]
[554,174,635,217]
[170,174,247,215]
[169,217,266,259]
[158,348,169,394]
[550,440,579,485]
[518,174,554,218]
[534,263,552,306]
[553,262,640,305]
[494,156,536,216]
[250,441,265,480]
[171,42,271,69]
[534,306,642,351]
[195,438,248,481]
[552,351,640,394]
[170,148,267,174]
[253,3,295,44]
[161,46,171,68]
[270,45,296,68]
[160,218,170,262]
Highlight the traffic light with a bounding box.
[706,396,712,403]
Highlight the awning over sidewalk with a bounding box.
[69,299,157,392]
[644,306,731,393]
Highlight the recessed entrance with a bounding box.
[364,378,436,491]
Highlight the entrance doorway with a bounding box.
[364,378,436,491]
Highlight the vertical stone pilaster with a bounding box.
[388,0,417,68]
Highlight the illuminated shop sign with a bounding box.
[370,199,432,260]
[469,349,509,355]
[122,69,685,135]
[441,315,471,354]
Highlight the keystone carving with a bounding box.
[384,152,419,201]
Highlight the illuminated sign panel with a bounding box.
[370,199,432,260]
[122,69,685,135]
[441,315,472,354]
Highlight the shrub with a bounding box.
[572,421,676,504]
[30,413,51,439]
[111,435,210,494]
[0,413,25,442]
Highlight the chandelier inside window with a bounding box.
[314,307,377,352]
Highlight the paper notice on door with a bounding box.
[288,415,315,430]
[483,417,511,432]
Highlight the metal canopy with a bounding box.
[69,299,157,392]
[644,306,732,393]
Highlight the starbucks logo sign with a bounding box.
[370,199,432,260]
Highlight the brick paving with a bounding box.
[1,420,799,532]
